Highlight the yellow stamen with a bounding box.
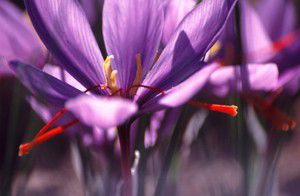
[209,41,221,58]
[104,55,114,85]
[110,70,119,93]
[103,55,119,94]
[129,54,143,96]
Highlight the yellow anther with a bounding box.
[104,55,114,82]
[110,70,118,93]
[129,53,143,96]
[209,41,221,58]
[99,84,107,90]
[103,55,119,94]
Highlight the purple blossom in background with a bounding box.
[241,0,300,94]
[207,0,299,97]
[0,0,46,77]
[205,0,298,131]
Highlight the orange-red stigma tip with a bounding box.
[19,143,33,157]
[211,104,238,117]
[18,125,72,157]
[188,101,238,117]
[248,95,296,131]
[281,120,296,132]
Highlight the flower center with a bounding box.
[18,54,238,156]
[101,54,164,98]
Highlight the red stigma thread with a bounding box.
[18,108,78,156]
[188,100,238,117]
[19,120,78,156]
[34,108,67,138]
[126,84,165,96]
[248,30,299,59]
[248,95,296,131]
[272,31,298,52]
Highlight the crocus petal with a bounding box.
[43,64,86,92]
[79,0,96,25]
[25,0,106,89]
[103,0,164,89]
[0,1,45,75]
[158,64,218,107]
[28,96,54,122]
[144,110,166,148]
[139,0,237,102]
[29,96,95,142]
[144,108,180,148]
[276,66,300,95]
[10,61,82,106]
[0,58,13,76]
[256,0,296,40]
[240,0,273,63]
[65,95,138,129]
[82,126,116,148]
[162,0,196,45]
[141,64,218,112]
[209,63,279,96]
[248,63,278,91]
[79,0,104,26]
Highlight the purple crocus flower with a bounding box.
[0,0,46,77]
[12,0,237,149]
[11,1,238,193]
[207,0,280,96]
[207,0,297,131]
[241,0,300,95]
[209,0,299,95]
[239,0,300,109]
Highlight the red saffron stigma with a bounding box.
[248,30,299,59]
[188,100,238,117]
[247,95,296,131]
[272,31,298,52]
[19,108,78,156]
[34,108,67,139]
[19,119,78,156]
